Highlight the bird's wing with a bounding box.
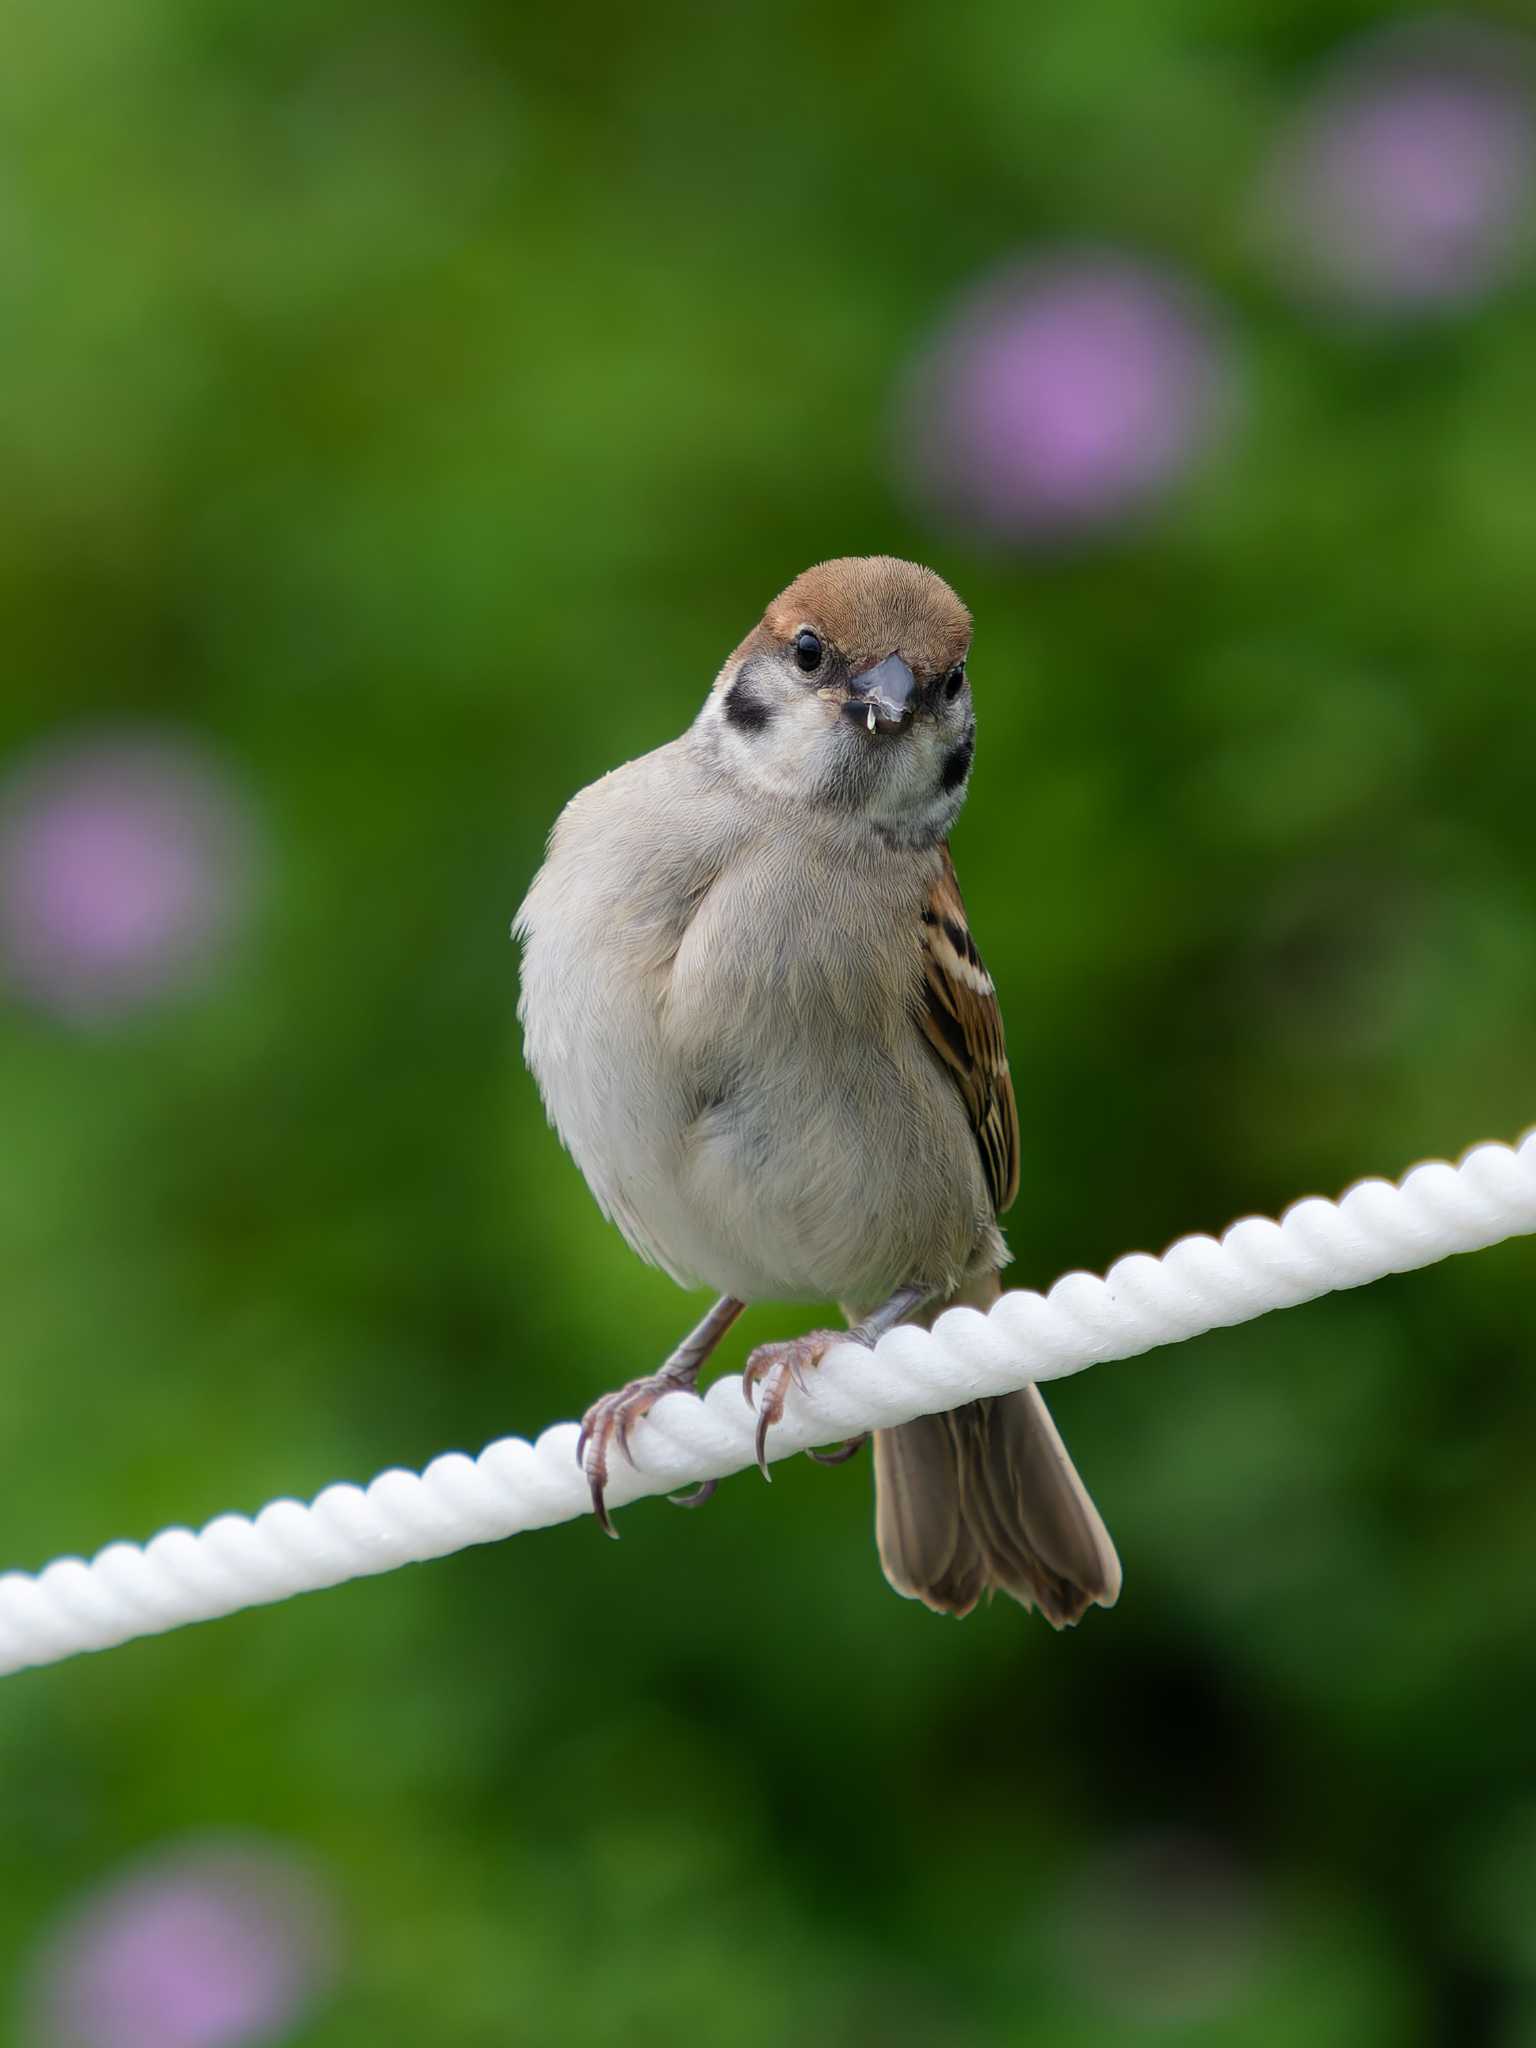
[915,846,1020,1216]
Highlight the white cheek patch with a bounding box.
[717,686,840,799]
[707,679,969,846]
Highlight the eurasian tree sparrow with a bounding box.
[515,556,1120,1622]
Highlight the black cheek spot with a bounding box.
[939,735,974,793]
[724,672,772,734]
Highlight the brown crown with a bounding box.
[760,556,971,678]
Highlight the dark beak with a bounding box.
[846,653,917,735]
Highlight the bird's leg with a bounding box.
[577,1295,744,1537]
[742,1282,931,1480]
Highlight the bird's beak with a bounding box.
[846,654,917,735]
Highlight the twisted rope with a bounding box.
[3,1129,1533,1678]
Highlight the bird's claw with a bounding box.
[667,1479,718,1510]
[740,1331,838,1480]
[576,1370,698,1538]
[806,1433,869,1466]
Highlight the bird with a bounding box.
[514,555,1120,1622]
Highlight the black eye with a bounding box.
[943,663,966,701]
[793,629,823,674]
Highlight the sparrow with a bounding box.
[514,556,1120,1622]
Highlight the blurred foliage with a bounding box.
[3,0,1536,2042]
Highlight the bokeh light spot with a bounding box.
[21,1836,336,2048]
[1262,18,1536,317]
[896,248,1235,546]
[0,731,258,1025]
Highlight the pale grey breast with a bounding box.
[516,742,993,1306]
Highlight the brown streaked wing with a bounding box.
[916,846,1020,1216]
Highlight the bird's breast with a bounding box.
[518,765,989,1304]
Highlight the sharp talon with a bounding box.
[577,1366,707,1533]
[807,1433,868,1466]
[668,1479,717,1510]
[739,1333,836,1479]
[588,1474,619,1539]
[576,1308,745,1535]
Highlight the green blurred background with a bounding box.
[3,0,1536,2041]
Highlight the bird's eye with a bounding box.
[943,664,966,701]
[793,629,823,674]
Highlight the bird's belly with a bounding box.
[519,782,995,1309]
[637,866,993,1306]
[657,1048,986,1307]
[543,1031,979,1306]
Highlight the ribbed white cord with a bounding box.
[3,1129,1533,1678]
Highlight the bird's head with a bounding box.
[700,555,976,845]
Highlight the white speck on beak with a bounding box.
[867,704,876,733]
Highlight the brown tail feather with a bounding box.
[868,1274,1121,1625]
[872,1411,990,1618]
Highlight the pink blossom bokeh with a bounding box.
[896,248,1234,546]
[1262,18,1535,316]
[22,1836,336,2048]
[0,731,258,1025]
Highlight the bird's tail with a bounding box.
[869,1270,1121,1624]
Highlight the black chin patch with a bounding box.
[939,733,974,793]
[723,671,772,734]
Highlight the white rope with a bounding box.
[3,1128,1533,1679]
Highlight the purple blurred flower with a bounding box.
[0,732,257,1024]
[22,1837,335,2048]
[1263,19,1536,315]
[897,249,1234,545]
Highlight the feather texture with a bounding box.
[916,848,1020,1216]
[871,1272,1122,1624]
[514,554,1120,1623]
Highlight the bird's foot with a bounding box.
[740,1330,844,1479]
[577,1368,700,1538]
